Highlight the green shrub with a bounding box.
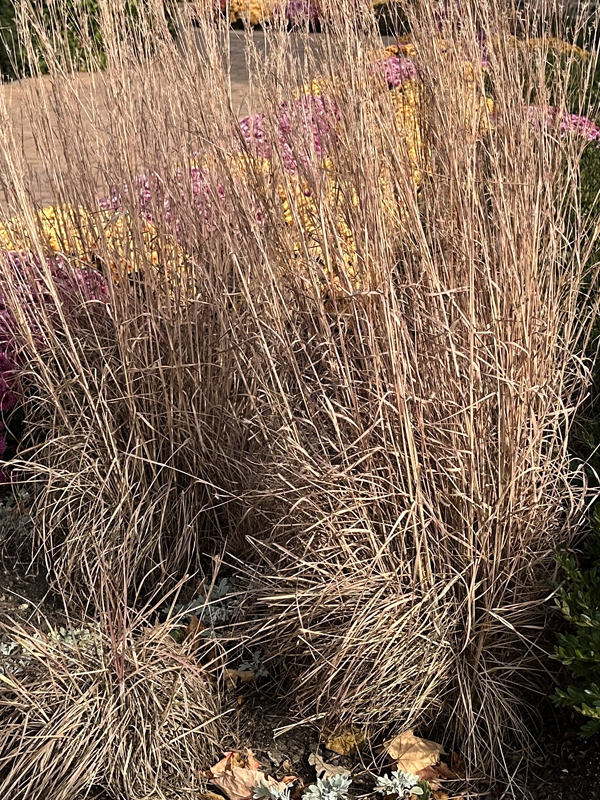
[0,0,178,80]
[0,0,107,79]
[0,0,21,78]
[562,137,600,476]
[553,95,600,738]
[580,140,600,215]
[553,506,600,736]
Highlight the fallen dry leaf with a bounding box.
[430,762,456,780]
[224,668,256,690]
[325,727,366,756]
[417,761,457,788]
[208,749,288,800]
[384,730,446,774]
[431,792,449,800]
[449,752,465,778]
[185,613,205,640]
[308,753,351,780]
[291,782,306,800]
[198,793,228,800]
[416,767,439,789]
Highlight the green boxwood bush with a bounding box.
[553,506,600,736]
[0,0,109,80]
[0,0,22,78]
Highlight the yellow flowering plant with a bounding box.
[0,204,187,295]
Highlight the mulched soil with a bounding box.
[525,705,600,800]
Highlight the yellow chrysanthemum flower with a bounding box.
[0,204,187,292]
[389,79,423,186]
[228,0,276,25]
[510,35,589,61]
[0,34,503,311]
[277,157,365,301]
[291,78,341,100]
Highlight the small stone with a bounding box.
[17,603,29,611]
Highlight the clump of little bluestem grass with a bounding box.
[0,615,222,800]
[1,0,600,785]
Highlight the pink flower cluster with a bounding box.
[526,105,600,142]
[280,0,321,24]
[0,352,17,458]
[99,92,344,237]
[239,93,340,172]
[375,55,419,88]
[99,164,227,243]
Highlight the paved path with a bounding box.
[0,31,392,207]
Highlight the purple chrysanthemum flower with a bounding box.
[281,0,320,23]
[99,163,226,239]
[526,105,600,142]
[0,248,110,478]
[376,56,419,89]
[239,93,339,172]
[0,353,17,414]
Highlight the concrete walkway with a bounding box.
[0,31,265,205]
[0,31,391,207]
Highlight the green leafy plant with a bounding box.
[0,0,20,78]
[553,505,600,736]
[161,577,236,627]
[238,648,268,678]
[0,0,105,79]
[0,0,180,80]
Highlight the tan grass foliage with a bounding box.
[0,617,222,799]
[0,0,599,782]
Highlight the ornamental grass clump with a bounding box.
[0,616,222,800]
[0,0,599,782]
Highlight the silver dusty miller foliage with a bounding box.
[374,771,424,798]
[253,779,292,800]
[303,775,352,800]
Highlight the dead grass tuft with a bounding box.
[0,615,223,799]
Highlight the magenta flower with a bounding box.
[526,105,600,142]
[239,93,339,172]
[280,0,320,24]
[0,353,17,414]
[0,249,110,479]
[372,55,419,89]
